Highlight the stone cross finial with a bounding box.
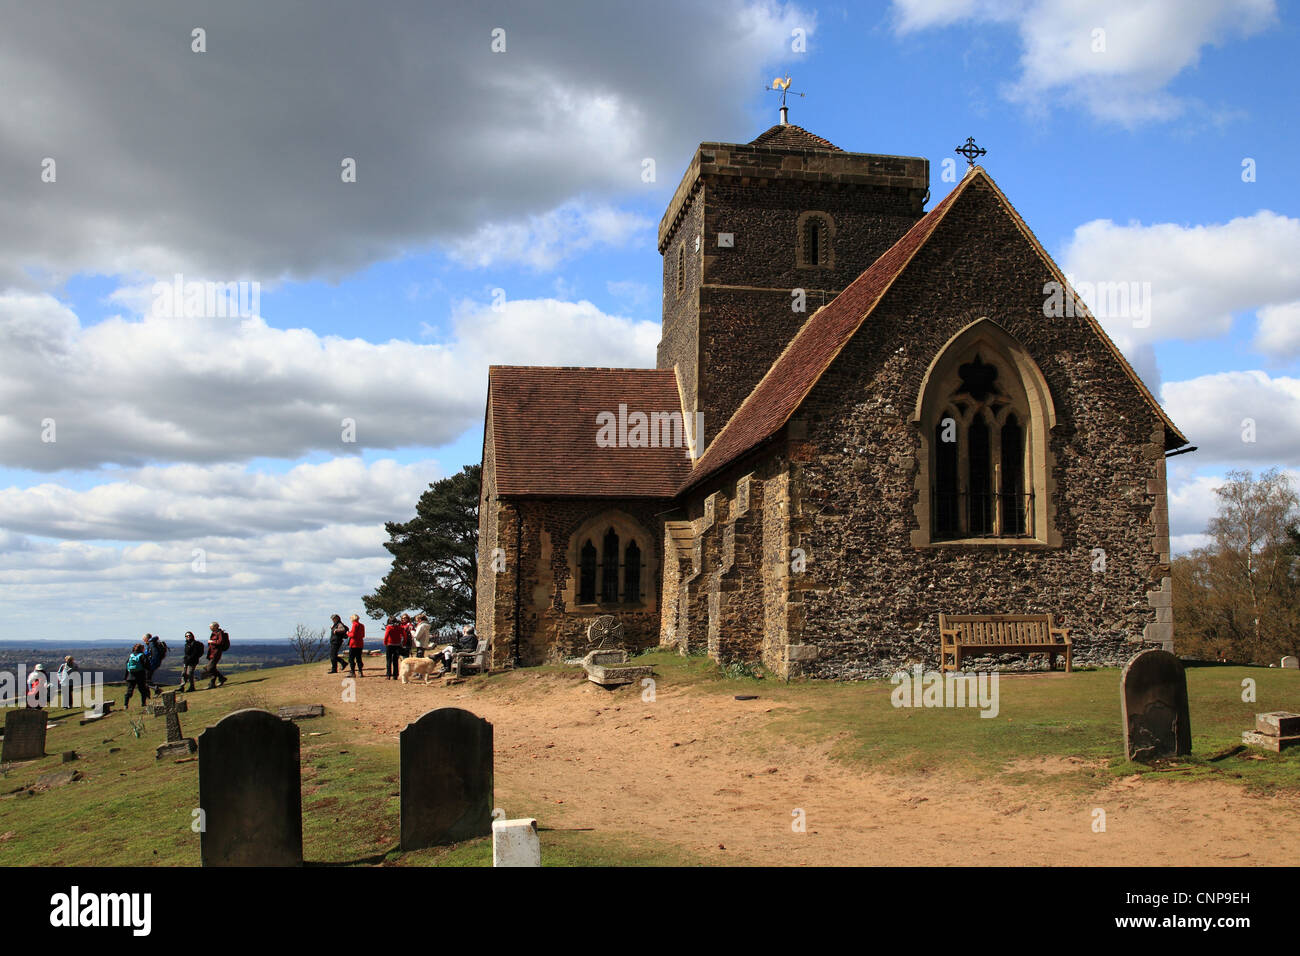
[955,136,987,167]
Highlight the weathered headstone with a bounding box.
[151,691,196,758]
[492,817,541,867]
[2,708,47,762]
[1281,655,1299,670]
[198,709,302,866]
[277,704,325,720]
[400,707,493,850]
[1121,649,1192,761]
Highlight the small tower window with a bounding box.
[797,212,834,269]
[677,245,685,296]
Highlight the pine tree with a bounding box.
[363,464,479,629]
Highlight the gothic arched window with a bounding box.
[913,319,1058,546]
[568,512,655,609]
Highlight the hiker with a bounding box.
[26,663,48,708]
[145,633,167,687]
[327,614,349,673]
[124,644,150,709]
[205,621,229,688]
[399,613,413,658]
[346,614,365,677]
[383,617,405,680]
[179,631,204,692]
[410,613,432,658]
[56,656,78,707]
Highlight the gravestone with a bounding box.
[492,817,541,867]
[586,615,625,650]
[151,691,196,758]
[2,708,47,762]
[1281,656,1298,670]
[400,707,493,850]
[277,704,325,720]
[1121,649,1192,761]
[198,709,302,866]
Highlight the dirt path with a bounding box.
[284,665,1299,866]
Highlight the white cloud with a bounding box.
[0,0,810,287]
[446,201,652,271]
[0,288,656,471]
[1161,370,1300,466]
[892,0,1277,123]
[1060,210,1300,357]
[1254,301,1300,360]
[0,458,441,541]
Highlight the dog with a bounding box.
[399,656,438,685]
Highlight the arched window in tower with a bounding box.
[914,319,1059,546]
[578,540,597,604]
[624,540,642,603]
[600,527,620,603]
[797,212,834,269]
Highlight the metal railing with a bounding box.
[932,490,1034,540]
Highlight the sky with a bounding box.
[0,0,1296,642]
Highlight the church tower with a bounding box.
[657,118,929,442]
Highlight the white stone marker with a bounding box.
[492,817,541,867]
[1282,656,1299,669]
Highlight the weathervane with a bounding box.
[955,136,987,167]
[766,75,805,125]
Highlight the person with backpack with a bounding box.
[179,631,204,692]
[346,614,365,678]
[327,614,348,674]
[383,617,405,680]
[124,644,150,709]
[205,621,229,688]
[145,633,168,687]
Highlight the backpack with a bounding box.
[155,640,168,662]
[219,630,230,652]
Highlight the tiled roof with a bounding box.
[681,175,967,491]
[682,167,1189,492]
[488,366,692,498]
[749,123,842,151]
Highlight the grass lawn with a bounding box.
[1,653,1295,866]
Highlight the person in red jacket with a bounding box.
[346,614,365,678]
[382,617,405,680]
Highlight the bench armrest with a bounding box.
[1050,627,1071,641]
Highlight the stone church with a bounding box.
[476,117,1188,678]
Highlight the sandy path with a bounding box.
[284,665,1299,866]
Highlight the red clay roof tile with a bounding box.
[489,366,691,498]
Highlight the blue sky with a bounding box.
[0,0,1296,642]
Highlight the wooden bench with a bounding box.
[452,639,490,677]
[939,614,1072,673]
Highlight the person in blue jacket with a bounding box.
[124,643,151,709]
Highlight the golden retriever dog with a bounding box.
[399,655,438,685]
